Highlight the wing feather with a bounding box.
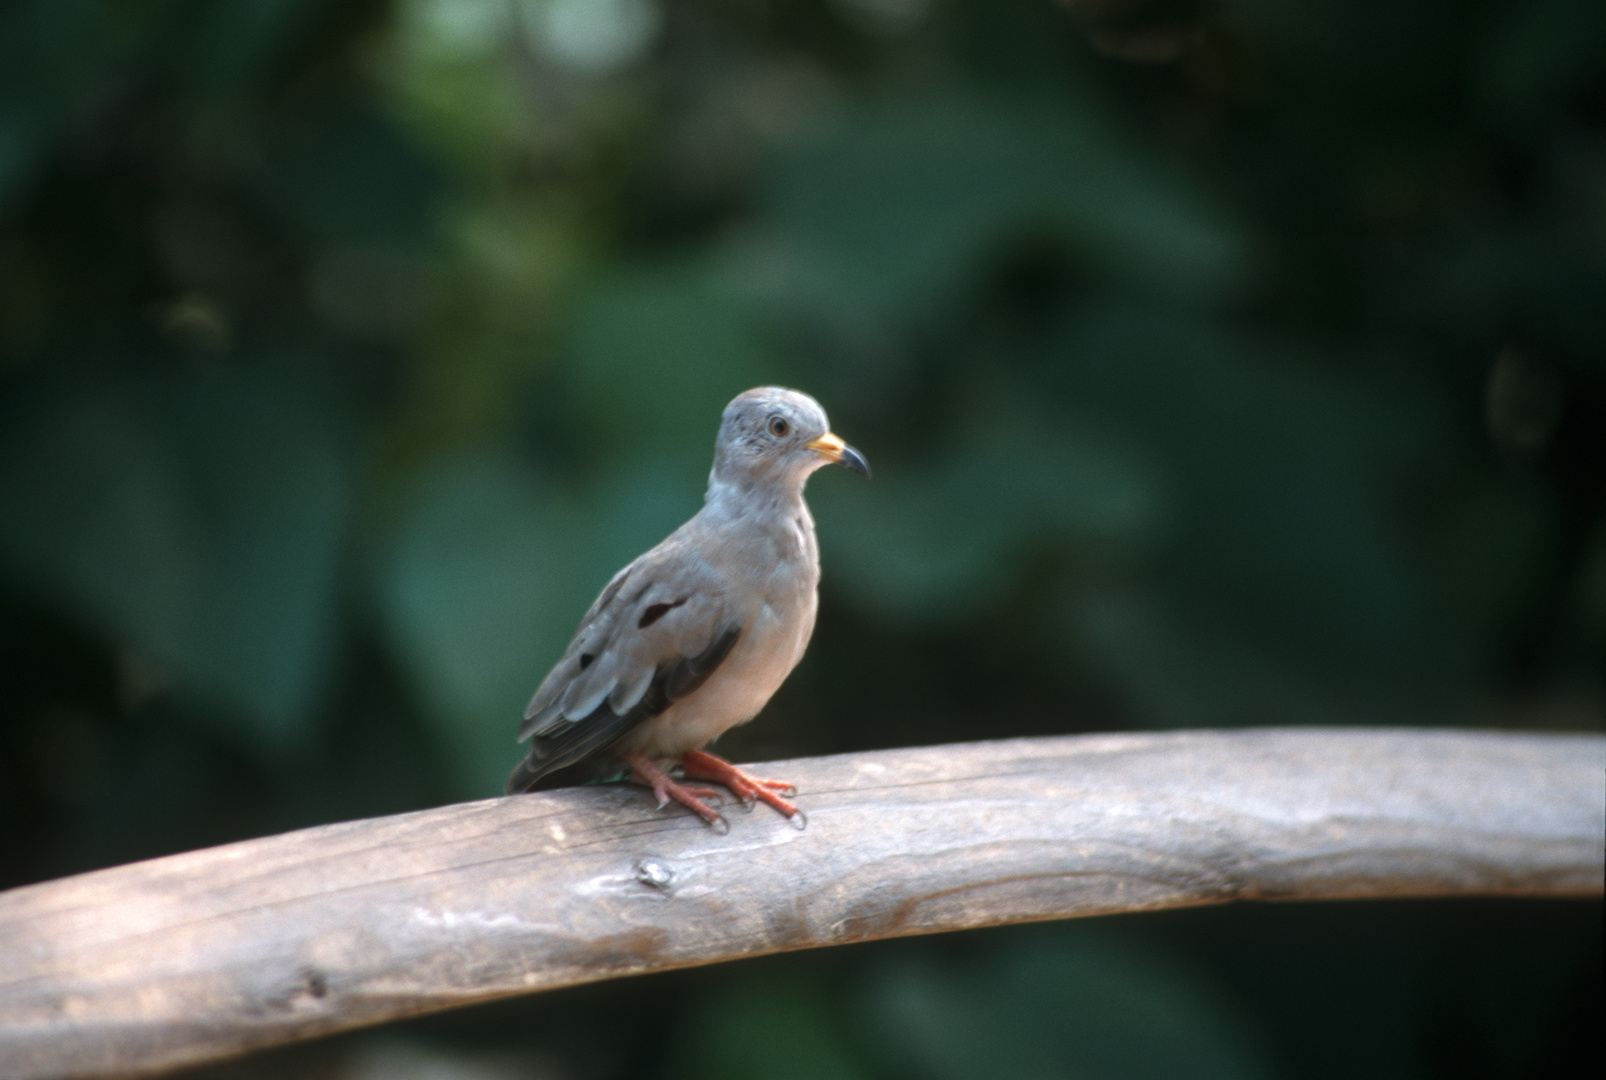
[505,624,740,793]
[608,664,655,714]
[521,564,635,726]
[506,528,749,794]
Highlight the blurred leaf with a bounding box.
[1044,304,1459,716]
[1480,0,1606,120]
[0,2,125,212]
[181,0,326,96]
[1063,587,1359,728]
[254,100,446,246]
[378,453,586,794]
[814,401,1166,625]
[565,259,783,460]
[755,91,1251,327]
[386,0,550,178]
[376,448,702,795]
[0,106,42,212]
[669,972,872,1080]
[0,367,351,751]
[862,925,1275,1080]
[1423,225,1606,358]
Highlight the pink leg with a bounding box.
[623,751,730,832]
[680,749,804,827]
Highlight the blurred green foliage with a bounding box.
[1,0,1600,1076]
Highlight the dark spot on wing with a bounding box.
[638,596,688,629]
[578,653,594,670]
[658,625,741,702]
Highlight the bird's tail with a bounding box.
[504,753,547,795]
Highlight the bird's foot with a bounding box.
[680,749,805,828]
[623,752,729,833]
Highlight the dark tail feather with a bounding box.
[505,753,548,795]
[506,749,627,795]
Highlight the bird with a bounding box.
[505,387,869,831]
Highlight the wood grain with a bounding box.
[2,728,1602,1079]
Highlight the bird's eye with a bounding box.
[768,416,790,437]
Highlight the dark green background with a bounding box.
[2,1,1600,1077]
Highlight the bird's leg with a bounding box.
[679,749,804,827]
[622,751,729,833]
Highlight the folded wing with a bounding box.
[506,539,744,794]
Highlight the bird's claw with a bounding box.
[678,750,804,826]
[627,752,730,827]
[630,750,803,830]
[653,784,720,807]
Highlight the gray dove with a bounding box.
[505,387,869,830]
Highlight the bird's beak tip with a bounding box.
[807,432,871,478]
[839,444,871,478]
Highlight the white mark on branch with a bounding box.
[635,858,675,890]
[576,869,664,899]
[409,907,535,931]
[674,821,809,862]
[577,858,704,902]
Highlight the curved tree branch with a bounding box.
[2,728,1602,1079]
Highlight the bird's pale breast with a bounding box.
[619,528,818,759]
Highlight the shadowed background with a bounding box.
[1,0,1601,1077]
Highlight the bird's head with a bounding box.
[710,387,870,493]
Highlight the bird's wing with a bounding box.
[507,531,746,791]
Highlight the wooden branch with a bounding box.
[2,728,1602,1080]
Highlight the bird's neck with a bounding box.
[704,468,806,522]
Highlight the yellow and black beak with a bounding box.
[806,432,871,478]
